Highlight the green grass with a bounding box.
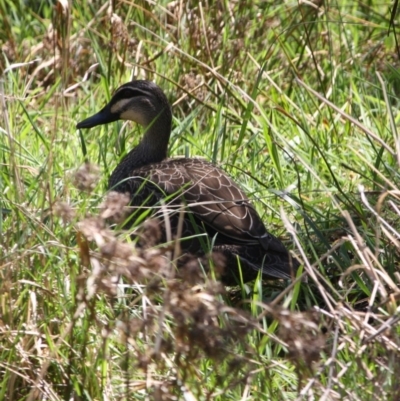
[1,0,400,399]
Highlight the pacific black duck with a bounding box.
[76,80,299,284]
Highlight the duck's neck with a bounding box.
[108,112,172,191]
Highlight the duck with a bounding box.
[76,80,299,285]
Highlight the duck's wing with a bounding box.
[123,158,288,254]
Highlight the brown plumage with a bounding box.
[76,80,299,284]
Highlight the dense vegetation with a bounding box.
[1,0,400,399]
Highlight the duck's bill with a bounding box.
[76,106,118,129]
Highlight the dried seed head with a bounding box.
[210,251,227,278]
[177,254,204,285]
[77,216,106,242]
[275,308,325,369]
[100,191,131,223]
[139,219,163,248]
[100,239,133,261]
[53,201,75,223]
[73,162,100,192]
[142,248,169,277]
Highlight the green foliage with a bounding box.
[1,0,400,400]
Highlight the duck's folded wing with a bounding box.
[135,159,289,254]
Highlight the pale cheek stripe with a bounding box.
[110,99,131,114]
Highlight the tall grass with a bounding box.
[1,0,400,399]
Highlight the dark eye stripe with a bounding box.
[114,87,147,100]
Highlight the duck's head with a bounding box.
[76,80,172,130]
